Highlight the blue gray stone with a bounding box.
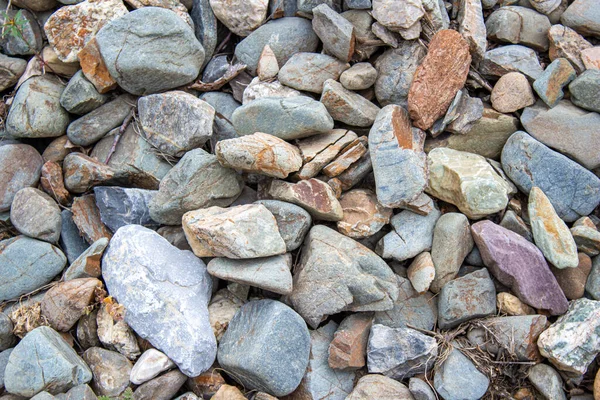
[528,364,567,400]
[0,9,43,55]
[560,0,600,37]
[217,299,310,397]
[189,0,217,68]
[234,17,319,74]
[96,7,204,95]
[585,255,600,300]
[501,131,600,222]
[10,187,62,243]
[298,0,341,13]
[312,4,355,62]
[0,313,16,351]
[4,326,92,397]
[0,236,66,302]
[480,45,544,80]
[409,377,436,400]
[59,209,89,264]
[0,348,13,390]
[59,70,108,115]
[482,315,548,361]
[270,0,297,17]
[433,347,489,400]
[0,143,43,212]
[485,6,551,51]
[278,52,350,93]
[201,55,230,83]
[569,69,600,113]
[94,186,157,232]
[345,0,371,9]
[102,225,216,377]
[254,200,312,251]
[532,58,576,107]
[200,92,240,149]
[232,96,334,140]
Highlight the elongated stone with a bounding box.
[458,0,486,63]
[62,153,127,194]
[279,52,349,93]
[267,178,343,221]
[320,79,380,127]
[312,4,355,62]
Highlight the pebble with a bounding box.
[497,292,535,315]
[0,144,41,211]
[10,187,61,243]
[242,77,302,104]
[571,223,600,256]
[407,252,436,294]
[254,200,311,251]
[63,238,108,281]
[409,377,436,400]
[217,299,310,397]
[278,52,349,93]
[83,347,132,397]
[533,58,576,107]
[328,313,372,369]
[71,194,112,244]
[529,0,562,14]
[480,44,544,80]
[581,47,600,70]
[340,62,377,90]
[528,363,567,400]
[62,153,125,194]
[130,348,175,385]
[491,71,536,113]
[569,69,600,113]
[500,209,533,242]
[0,54,27,92]
[548,24,592,73]
[102,225,216,376]
[486,6,551,51]
[552,252,591,299]
[321,79,380,127]
[96,303,140,360]
[210,0,267,36]
[347,374,413,399]
[375,41,425,107]
[133,369,187,400]
[337,188,392,238]
[433,347,489,400]
[257,45,279,80]
[76,310,99,350]
[211,385,246,400]
[481,315,547,361]
[267,178,343,221]
[312,4,356,62]
[560,0,600,37]
[41,278,100,332]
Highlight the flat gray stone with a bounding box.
[60,70,108,115]
[375,41,425,107]
[480,44,544,80]
[321,79,380,127]
[254,200,312,252]
[10,187,61,243]
[278,52,349,93]
[569,69,600,113]
[0,144,43,212]
[94,186,157,232]
[190,0,217,68]
[312,4,355,62]
[433,347,489,400]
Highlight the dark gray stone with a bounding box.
[375,41,425,107]
[501,131,600,222]
[409,377,436,400]
[0,313,16,352]
[217,299,310,397]
[345,0,371,9]
[94,186,157,232]
[433,347,489,400]
[190,0,217,68]
[569,69,600,113]
[0,9,43,55]
[0,143,43,212]
[59,71,108,115]
[82,347,132,397]
[0,348,13,390]
[500,210,533,242]
[254,200,312,251]
[201,55,230,83]
[298,0,341,13]
[200,92,240,149]
[270,0,297,17]
[59,209,89,264]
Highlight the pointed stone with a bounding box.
[257,45,279,80]
[458,0,487,63]
[328,313,373,370]
[312,4,355,62]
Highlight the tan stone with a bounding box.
[96,302,141,360]
[208,289,243,341]
[497,292,535,316]
[407,252,435,294]
[71,194,113,244]
[40,161,71,206]
[582,47,600,70]
[78,37,118,94]
[42,135,79,163]
[346,374,414,400]
[551,252,592,300]
[548,24,592,73]
[337,188,392,239]
[295,129,358,180]
[210,0,268,36]
[408,29,471,130]
[491,72,535,113]
[212,384,246,400]
[186,367,226,398]
[595,368,600,400]
[257,45,279,81]
[399,192,434,216]
[268,178,344,221]
[41,278,101,331]
[328,313,372,370]
[41,46,80,77]
[322,137,368,178]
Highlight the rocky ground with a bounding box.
[0,0,599,399]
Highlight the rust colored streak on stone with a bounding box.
[71,194,112,244]
[78,37,117,94]
[391,106,413,150]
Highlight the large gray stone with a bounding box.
[10,187,61,243]
[486,6,551,51]
[0,144,43,212]
[217,299,310,397]
[433,347,489,400]
[94,186,157,232]
[501,131,600,222]
[278,52,349,93]
[96,7,204,95]
[0,236,66,302]
[59,70,108,115]
[4,326,92,397]
[102,225,216,377]
[290,225,399,328]
[254,200,312,252]
[312,4,355,62]
[148,148,243,225]
[82,347,132,397]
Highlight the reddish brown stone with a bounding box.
[551,252,592,300]
[41,278,101,332]
[408,29,471,130]
[322,137,368,178]
[186,368,226,398]
[71,194,112,244]
[78,37,118,94]
[337,188,392,239]
[42,135,79,163]
[328,313,373,370]
[40,161,71,206]
[268,178,343,221]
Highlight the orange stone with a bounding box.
[78,37,118,94]
[71,194,112,243]
[328,313,373,369]
[40,161,71,206]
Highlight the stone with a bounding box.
[346,374,413,400]
[63,238,108,281]
[267,178,343,221]
[407,252,435,294]
[533,58,576,107]
[500,210,533,242]
[83,347,132,397]
[0,144,43,212]
[67,94,135,146]
[216,132,302,178]
[96,303,140,360]
[296,129,358,179]
[297,0,341,13]
[0,348,13,389]
[254,200,311,252]
[210,0,267,36]
[234,17,319,74]
[76,309,99,351]
[322,137,368,177]
[409,377,436,400]
[0,10,43,56]
[71,195,112,244]
[337,189,392,239]
[377,207,441,262]
[182,204,286,258]
[149,149,243,225]
[345,0,371,8]
[6,75,69,139]
[217,299,310,397]
[312,4,355,62]
[279,52,349,94]
[207,254,293,295]
[340,62,377,90]
[93,187,156,233]
[102,225,216,376]
[560,0,600,37]
[130,349,175,385]
[62,153,126,194]
[40,46,79,78]
[548,25,592,73]
[95,7,204,95]
[242,77,303,104]
[585,256,600,300]
[528,364,567,400]
[10,188,61,243]
[328,313,372,370]
[64,384,99,400]
[208,289,243,341]
[529,187,578,269]
[44,0,128,63]
[491,71,535,113]
[0,236,66,302]
[471,220,568,315]
[0,315,15,354]
[372,0,424,32]
[367,324,438,379]
[439,89,485,135]
[552,253,591,299]
[257,45,279,80]
[458,0,487,63]
[0,54,26,92]
[41,278,100,332]
[40,161,71,206]
[42,136,76,164]
[290,225,398,328]
[501,131,600,222]
[138,91,215,157]
[133,369,187,400]
[232,96,333,140]
[433,347,489,400]
[320,79,379,127]
[59,209,89,264]
[408,30,471,130]
[537,298,600,375]
[200,92,240,147]
[78,37,117,94]
[497,292,535,315]
[375,41,425,107]
[581,47,600,70]
[212,385,246,400]
[4,326,91,397]
[486,6,551,51]
[569,70,600,113]
[571,224,600,256]
[427,148,511,219]
[529,0,562,14]
[190,0,217,68]
[480,44,544,80]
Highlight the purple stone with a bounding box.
[471,220,568,315]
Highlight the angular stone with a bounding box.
[253,200,311,252]
[408,30,471,130]
[96,7,204,95]
[40,161,71,206]
[279,53,348,94]
[528,364,567,400]
[4,326,91,397]
[212,385,246,400]
[138,91,215,157]
[561,0,600,37]
[208,289,243,341]
[290,225,398,328]
[242,77,303,104]
[0,236,66,302]
[571,223,600,256]
[372,0,424,32]
[297,0,341,13]
[497,292,535,316]
[552,253,591,299]
[130,349,175,385]
[340,62,377,90]
[59,209,89,264]
[96,303,140,360]
[257,45,279,80]
[408,378,436,400]
[78,37,117,94]
[312,4,355,62]
[41,278,100,332]
[367,324,438,380]
[0,54,26,92]
[328,313,372,370]
[63,238,108,281]
[133,369,187,400]
[337,189,391,239]
[320,79,379,127]
[500,210,533,242]
[548,24,592,73]
[480,44,544,80]
[64,384,98,400]
[102,225,216,376]
[433,347,489,400]
[430,213,474,292]
[83,347,132,397]
[217,299,310,397]
[207,254,293,295]
[491,71,535,113]
[60,70,107,115]
[149,149,243,225]
[209,0,267,36]
[458,0,487,63]
[375,41,425,107]
[471,220,568,315]
[44,0,128,63]
[486,6,551,51]
[42,136,77,164]
[533,58,576,107]
[529,0,562,14]
[407,252,435,294]
[94,186,156,233]
[40,46,79,78]
[441,89,485,135]
[296,129,358,180]
[71,195,112,244]
[501,131,600,222]
[232,96,333,140]
[62,153,126,194]
[538,298,600,375]
[581,47,600,70]
[0,144,43,212]
[569,70,600,113]
[234,17,319,74]
[346,374,413,400]
[322,137,368,177]
[6,75,69,139]
[482,315,548,361]
[0,10,43,56]
[10,187,61,243]
[267,178,343,221]
[76,309,99,351]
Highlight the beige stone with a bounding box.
[582,47,600,70]
[328,313,372,370]
[41,278,101,331]
[497,292,535,316]
[337,188,392,239]
[41,46,80,77]
[296,129,358,180]
[208,289,244,342]
[407,252,435,294]
[210,0,268,36]
[322,137,368,178]
[257,45,279,80]
[212,384,246,400]
[548,24,592,73]
[346,374,414,399]
[268,178,344,221]
[490,72,535,113]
